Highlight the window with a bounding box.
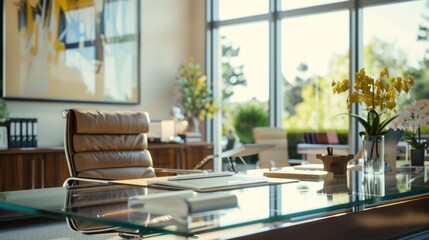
[363,0,429,105]
[208,0,424,164]
[219,22,270,146]
[281,11,349,133]
[281,0,347,10]
[218,0,268,20]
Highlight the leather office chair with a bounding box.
[63,109,156,185]
[252,127,289,168]
[62,109,193,238]
[65,184,147,237]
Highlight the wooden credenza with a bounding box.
[0,148,69,192]
[149,142,214,170]
[0,142,213,192]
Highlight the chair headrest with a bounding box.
[70,109,150,134]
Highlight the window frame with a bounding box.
[206,0,419,169]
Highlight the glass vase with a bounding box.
[187,115,200,133]
[362,135,385,174]
[363,173,385,197]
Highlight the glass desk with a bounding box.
[1,167,429,239]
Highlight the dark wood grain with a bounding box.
[0,143,213,191]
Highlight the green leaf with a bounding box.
[349,113,372,135]
[379,129,389,135]
[367,110,380,136]
[378,115,399,135]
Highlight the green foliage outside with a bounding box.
[287,129,349,159]
[232,101,268,144]
[283,63,309,117]
[404,58,429,106]
[281,37,424,133]
[282,75,348,131]
[221,36,247,104]
[227,36,429,141]
[221,36,248,137]
[225,35,429,161]
[281,48,349,131]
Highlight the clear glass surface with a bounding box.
[1,168,429,236]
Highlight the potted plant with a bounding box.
[177,58,218,133]
[332,67,414,174]
[393,99,429,166]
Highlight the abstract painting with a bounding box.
[3,0,140,104]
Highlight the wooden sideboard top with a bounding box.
[0,147,65,155]
[148,141,213,149]
[0,142,213,155]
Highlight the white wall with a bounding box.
[4,0,206,147]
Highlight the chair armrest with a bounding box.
[63,177,109,187]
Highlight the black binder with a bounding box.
[6,118,38,148]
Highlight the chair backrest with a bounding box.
[63,109,155,180]
[252,127,289,168]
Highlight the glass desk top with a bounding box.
[1,167,429,237]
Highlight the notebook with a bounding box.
[147,174,269,192]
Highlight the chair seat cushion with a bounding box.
[74,150,153,172]
[77,167,156,180]
[73,134,147,152]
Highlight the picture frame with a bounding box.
[2,0,140,104]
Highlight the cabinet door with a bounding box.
[0,155,34,191]
[150,148,178,169]
[149,144,214,171]
[0,152,70,191]
[184,145,213,169]
[43,153,70,188]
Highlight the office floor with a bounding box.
[0,217,122,240]
[0,217,200,240]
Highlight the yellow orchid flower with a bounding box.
[332,67,415,136]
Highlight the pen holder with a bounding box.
[316,154,354,176]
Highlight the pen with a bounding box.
[327,145,333,155]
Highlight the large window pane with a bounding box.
[281,11,349,158]
[363,0,429,106]
[218,0,268,20]
[219,22,269,148]
[281,0,346,10]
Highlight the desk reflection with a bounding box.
[57,167,429,237]
[64,184,180,237]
